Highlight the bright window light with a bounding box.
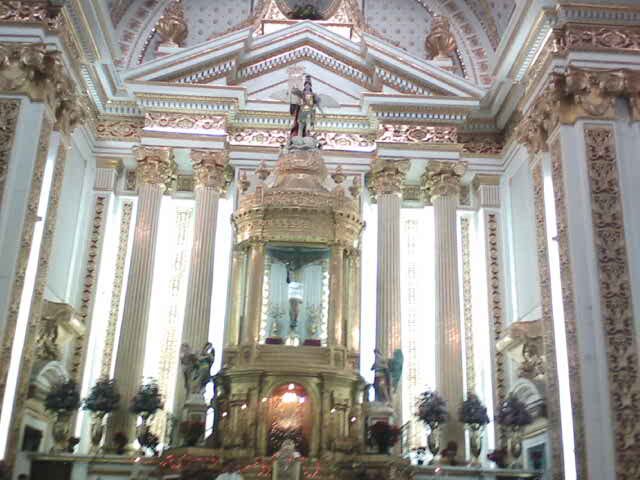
[360,197,378,389]
[543,173,577,480]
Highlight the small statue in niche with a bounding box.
[180,342,215,396]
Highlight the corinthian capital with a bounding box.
[134,146,175,190]
[0,43,87,133]
[422,161,466,199]
[190,149,231,193]
[367,158,409,198]
[565,67,625,118]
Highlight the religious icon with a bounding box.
[271,68,339,141]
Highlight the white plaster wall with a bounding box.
[506,158,540,323]
[45,132,95,309]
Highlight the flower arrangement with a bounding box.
[179,419,205,446]
[130,380,163,417]
[416,389,448,428]
[113,431,128,455]
[367,421,401,453]
[459,393,490,428]
[288,3,323,20]
[83,378,120,414]
[495,394,532,427]
[45,379,81,414]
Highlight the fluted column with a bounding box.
[423,160,467,456]
[107,146,175,442]
[369,158,408,359]
[174,149,229,414]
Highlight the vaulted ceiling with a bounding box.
[110,0,517,86]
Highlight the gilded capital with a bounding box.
[190,149,232,193]
[422,160,466,199]
[134,146,176,190]
[425,16,457,60]
[367,158,409,198]
[0,43,87,133]
[156,1,188,48]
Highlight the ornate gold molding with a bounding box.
[100,201,133,378]
[459,132,504,155]
[377,124,457,144]
[552,23,640,56]
[421,161,466,199]
[7,141,66,464]
[145,112,225,132]
[460,217,475,393]
[584,125,639,480]
[516,67,640,153]
[0,1,62,32]
[0,43,87,134]
[531,162,565,480]
[485,213,506,446]
[70,195,108,383]
[96,117,143,141]
[0,117,51,436]
[367,157,409,197]
[134,146,176,190]
[156,1,188,49]
[549,140,587,480]
[0,98,20,213]
[190,149,232,192]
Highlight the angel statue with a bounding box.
[180,342,215,396]
[271,71,339,141]
[371,349,391,404]
[371,348,404,404]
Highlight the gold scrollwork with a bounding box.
[584,125,639,480]
[531,162,565,480]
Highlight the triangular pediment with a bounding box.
[123,21,484,125]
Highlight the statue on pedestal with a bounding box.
[180,342,215,396]
[271,69,338,142]
[272,439,302,480]
[371,348,404,404]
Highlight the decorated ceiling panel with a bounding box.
[112,0,515,85]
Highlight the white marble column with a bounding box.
[174,149,228,414]
[107,146,175,442]
[369,158,408,359]
[423,160,467,455]
[181,150,229,351]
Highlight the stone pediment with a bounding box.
[123,21,485,130]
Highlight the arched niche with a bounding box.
[30,360,69,402]
[257,378,323,457]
